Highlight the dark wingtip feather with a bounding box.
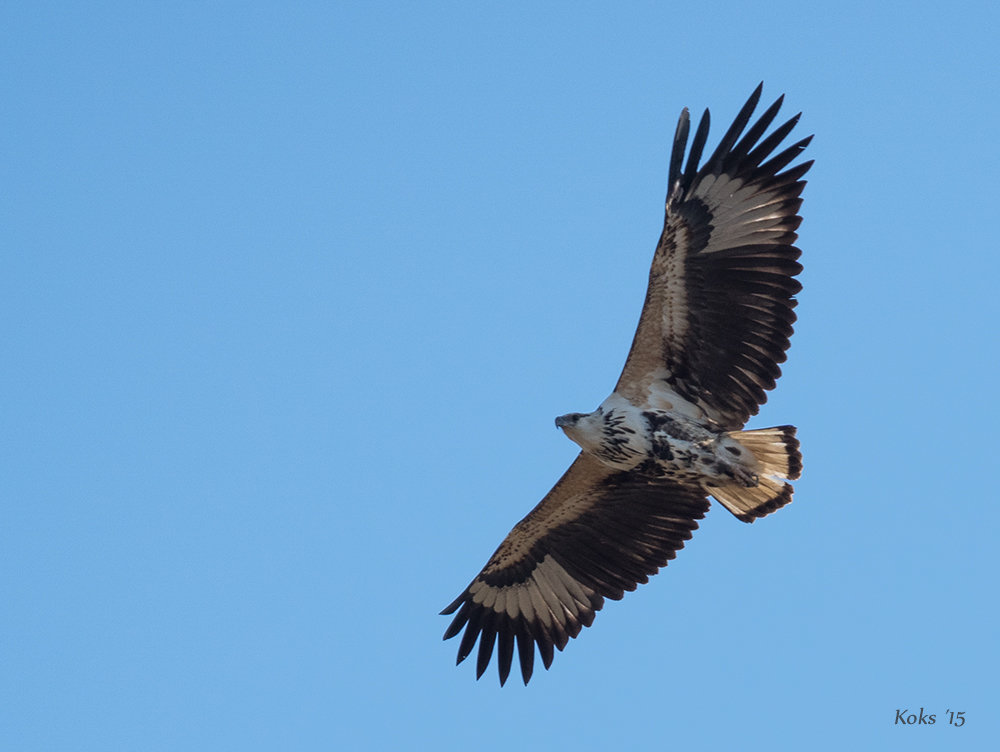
[682,108,711,186]
[516,625,535,685]
[475,611,498,679]
[538,636,555,670]
[442,599,470,640]
[726,95,784,169]
[455,609,484,664]
[668,108,691,191]
[745,113,802,169]
[771,159,814,187]
[440,593,465,617]
[759,136,814,176]
[702,84,763,174]
[497,629,515,686]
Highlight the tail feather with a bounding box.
[729,425,801,480]
[710,475,793,523]
[711,425,801,523]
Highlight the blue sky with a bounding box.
[3,2,999,750]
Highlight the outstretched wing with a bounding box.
[441,454,709,685]
[615,84,813,429]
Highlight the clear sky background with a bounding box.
[3,2,999,750]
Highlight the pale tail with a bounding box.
[710,425,801,523]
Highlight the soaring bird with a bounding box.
[442,84,812,685]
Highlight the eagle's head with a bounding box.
[554,412,586,430]
[555,410,606,454]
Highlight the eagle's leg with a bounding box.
[729,466,760,488]
[711,453,759,487]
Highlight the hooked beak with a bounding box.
[555,415,572,430]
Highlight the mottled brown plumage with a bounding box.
[443,85,812,685]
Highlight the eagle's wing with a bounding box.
[615,84,813,429]
[441,453,709,685]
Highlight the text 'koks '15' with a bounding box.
[895,709,965,726]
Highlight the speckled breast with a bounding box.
[595,408,749,487]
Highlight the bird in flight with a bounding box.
[442,84,812,685]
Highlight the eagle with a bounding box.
[442,84,812,685]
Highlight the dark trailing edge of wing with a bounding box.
[441,473,710,685]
